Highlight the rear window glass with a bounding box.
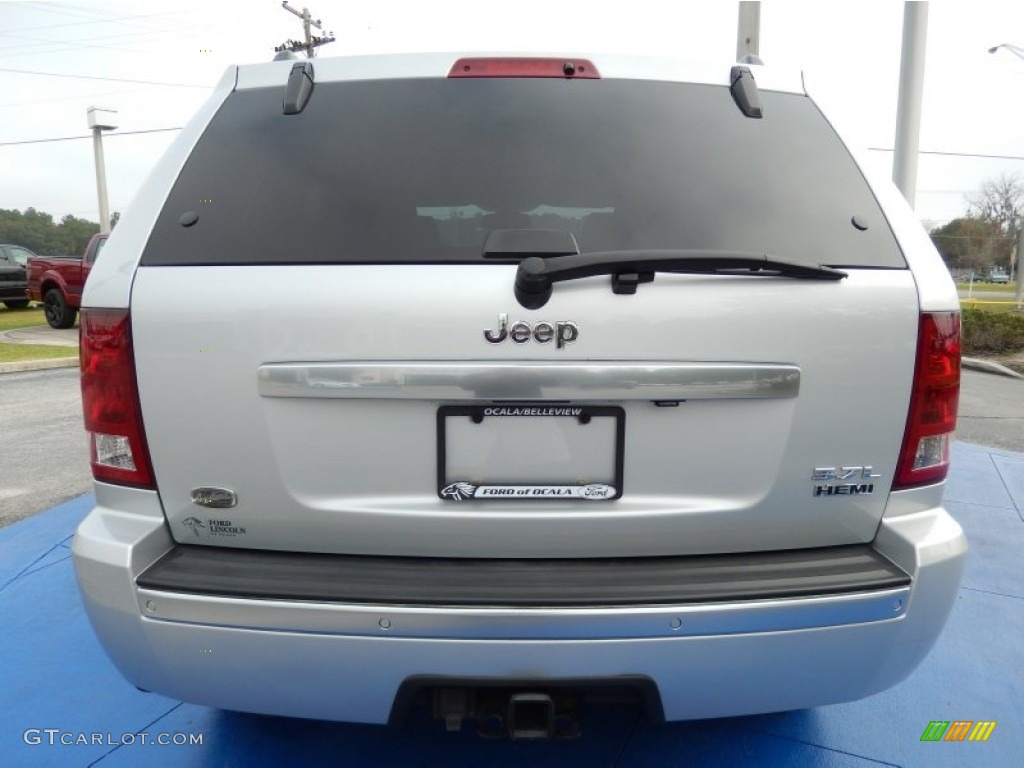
[142,78,904,268]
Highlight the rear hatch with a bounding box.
[129,63,918,558]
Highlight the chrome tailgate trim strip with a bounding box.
[257,361,800,401]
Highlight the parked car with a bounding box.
[26,233,108,328]
[0,244,34,309]
[986,268,1010,284]
[73,53,965,735]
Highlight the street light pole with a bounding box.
[988,43,1024,61]
[91,129,111,234]
[1015,227,1023,309]
[87,107,117,234]
[736,2,761,61]
[988,43,1024,307]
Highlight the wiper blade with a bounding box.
[514,249,847,309]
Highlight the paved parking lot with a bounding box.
[0,368,90,527]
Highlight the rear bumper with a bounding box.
[72,483,966,724]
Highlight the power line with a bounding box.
[0,20,222,58]
[869,147,1024,162]
[2,31,177,58]
[5,6,210,35]
[0,127,182,148]
[14,2,152,27]
[0,88,149,109]
[47,0,188,29]
[0,66,209,88]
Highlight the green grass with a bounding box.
[957,282,1018,293]
[0,343,77,363]
[0,305,49,332]
[959,298,1023,314]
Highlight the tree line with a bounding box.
[0,208,105,257]
[929,175,1022,274]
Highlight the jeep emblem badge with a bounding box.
[484,312,578,348]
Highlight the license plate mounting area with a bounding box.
[437,404,624,502]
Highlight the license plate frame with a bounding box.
[437,404,624,502]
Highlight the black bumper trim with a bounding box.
[136,543,910,607]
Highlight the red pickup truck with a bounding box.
[27,233,108,328]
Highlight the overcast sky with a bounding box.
[1,0,1023,230]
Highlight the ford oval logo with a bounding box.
[190,487,238,509]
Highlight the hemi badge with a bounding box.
[190,487,238,509]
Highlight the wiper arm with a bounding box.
[514,249,847,309]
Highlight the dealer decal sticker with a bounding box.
[440,482,616,501]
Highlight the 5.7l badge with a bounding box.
[812,466,881,497]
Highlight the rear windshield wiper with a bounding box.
[514,250,847,309]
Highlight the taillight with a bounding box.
[80,309,155,488]
[447,57,601,79]
[894,312,960,489]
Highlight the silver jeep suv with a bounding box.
[73,53,964,734]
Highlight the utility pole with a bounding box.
[892,2,929,208]
[736,1,761,61]
[275,2,335,59]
